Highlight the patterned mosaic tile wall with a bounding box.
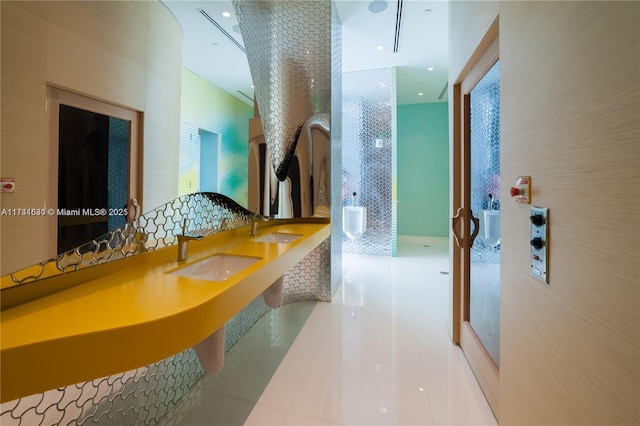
[470,61,501,264]
[0,350,204,425]
[342,68,397,256]
[0,236,332,426]
[330,1,343,296]
[233,0,332,182]
[283,238,331,304]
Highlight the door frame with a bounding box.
[47,87,142,256]
[451,20,501,419]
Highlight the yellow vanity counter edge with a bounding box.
[0,220,330,403]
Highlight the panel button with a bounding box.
[530,237,545,250]
[530,214,545,227]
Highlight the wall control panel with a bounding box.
[530,206,549,283]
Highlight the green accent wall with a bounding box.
[397,102,449,237]
[180,68,253,206]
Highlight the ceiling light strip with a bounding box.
[237,90,254,102]
[198,9,246,54]
[438,82,448,100]
[393,0,404,53]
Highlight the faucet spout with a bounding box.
[178,234,204,261]
[251,216,270,237]
[178,220,203,261]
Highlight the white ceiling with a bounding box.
[161,0,449,107]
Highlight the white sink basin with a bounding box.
[169,254,261,282]
[253,232,302,244]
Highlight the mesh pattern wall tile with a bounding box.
[470,61,501,264]
[0,350,204,426]
[233,0,332,181]
[283,238,331,303]
[224,295,270,350]
[342,68,397,256]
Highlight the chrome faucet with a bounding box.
[177,220,203,261]
[251,216,270,237]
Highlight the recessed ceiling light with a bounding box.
[427,67,434,71]
[377,45,384,51]
[418,92,424,96]
[222,11,231,18]
[368,0,388,13]
[424,9,432,13]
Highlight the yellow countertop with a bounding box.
[0,219,330,403]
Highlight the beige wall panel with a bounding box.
[448,0,498,85]
[0,2,50,274]
[45,1,146,110]
[141,1,183,211]
[499,2,639,425]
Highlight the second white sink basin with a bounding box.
[169,254,261,282]
[253,233,303,244]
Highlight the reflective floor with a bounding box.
[160,236,497,425]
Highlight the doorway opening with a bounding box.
[178,125,220,196]
[199,129,220,193]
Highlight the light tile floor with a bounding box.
[161,236,497,425]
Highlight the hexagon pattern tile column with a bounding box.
[233,0,332,181]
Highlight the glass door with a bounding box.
[57,105,131,253]
[47,88,141,256]
[468,60,501,369]
[451,36,500,418]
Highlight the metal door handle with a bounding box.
[452,207,464,248]
[452,208,480,249]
